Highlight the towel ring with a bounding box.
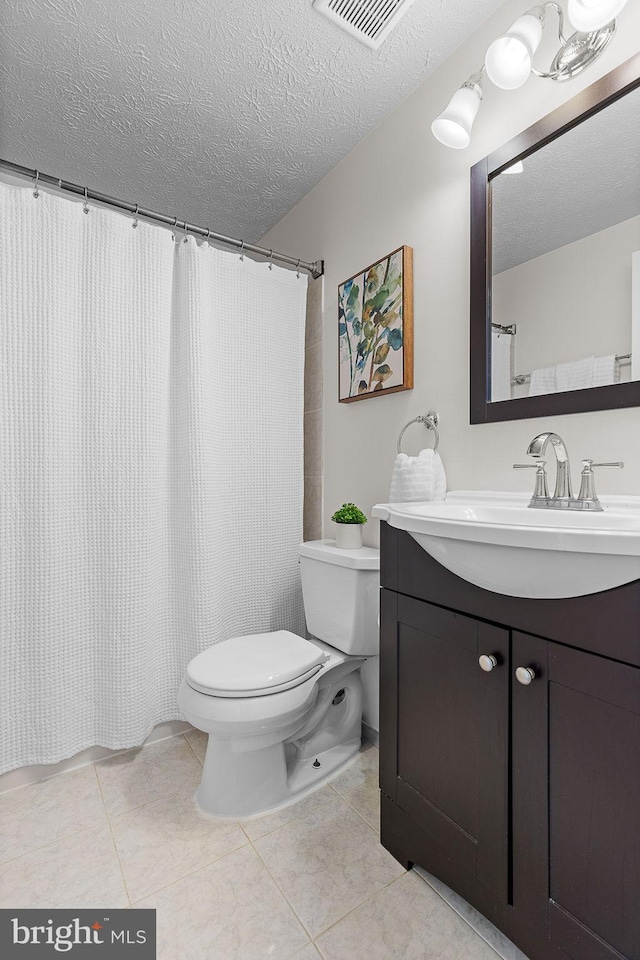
[397,412,439,454]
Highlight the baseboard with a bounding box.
[0,720,191,794]
[362,721,379,748]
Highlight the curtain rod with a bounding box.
[0,159,324,280]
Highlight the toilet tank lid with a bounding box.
[186,631,329,694]
[299,540,380,570]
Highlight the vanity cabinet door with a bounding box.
[380,590,509,901]
[512,632,640,960]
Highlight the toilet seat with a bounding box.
[186,630,330,698]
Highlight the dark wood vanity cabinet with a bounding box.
[379,524,640,960]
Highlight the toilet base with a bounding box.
[196,735,362,820]
[192,665,365,819]
[285,736,362,802]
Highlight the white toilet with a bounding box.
[178,539,380,818]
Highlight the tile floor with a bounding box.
[0,733,529,960]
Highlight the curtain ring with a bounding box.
[132,203,139,229]
[33,170,40,199]
[268,249,273,271]
[239,240,245,262]
[182,221,189,243]
[206,228,212,244]
[296,258,301,279]
[83,186,89,215]
[171,216,178,241]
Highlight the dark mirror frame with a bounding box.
[470,52,640,424]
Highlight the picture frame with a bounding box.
[338,245,413,402]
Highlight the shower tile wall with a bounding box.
[304,277,323,542]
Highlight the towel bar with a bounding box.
[397,412,439,454]
[512,353,631,385]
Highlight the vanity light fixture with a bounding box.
[567,0,629,31]
[430,72,483,149]
[431,0,629,148]
[485,7,545,90]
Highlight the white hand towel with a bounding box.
[529,366,557,396]
[556,356,595,392]
[591,354,619,387]
[389,448,447,503]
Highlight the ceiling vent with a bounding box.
[313,0,418,50]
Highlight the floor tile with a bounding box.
[0,824,128,909]
[329,743,378,796]
[184,728,207,763]
[96,737,203,817]
[0,765,107,863]
[240,784,337,842]
[0,735,526,960]
[317,870,501,960]
[112,793,247,902]
[292,945,323,959]
[342,777,380,833]
[414,869,530,960]
[253,791,404,938]
[138,844,309,960]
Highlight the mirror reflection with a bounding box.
[489,84,640,403]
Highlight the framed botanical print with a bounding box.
[338,245,413,402]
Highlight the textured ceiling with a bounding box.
[0,0,505,243]
[492,85,640,274]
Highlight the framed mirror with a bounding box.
[470,52,640,424]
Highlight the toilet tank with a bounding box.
[298,540,380,655]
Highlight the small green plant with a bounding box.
[331,502,367,525]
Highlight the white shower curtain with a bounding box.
[0,182,307,774]
[491,329,512,402]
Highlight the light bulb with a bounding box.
[567,0,628,31]
[431,83,482,149]
[484,9,544,89]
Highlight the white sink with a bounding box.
[373,491,640,599]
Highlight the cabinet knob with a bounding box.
[515,666,536,685]
[479,654,498,672]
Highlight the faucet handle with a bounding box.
[513,461,549,500]
[577,460,624,503]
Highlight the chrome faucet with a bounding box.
[514,431,623,511]
[527,432,573,501]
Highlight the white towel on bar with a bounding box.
[592,354,619,387]
[530,354,620,397]
[529,366,557,396]
[389,448,447,503]
[556,356,595,392]
[491,330,512,401]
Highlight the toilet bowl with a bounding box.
[178,541,380,818]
